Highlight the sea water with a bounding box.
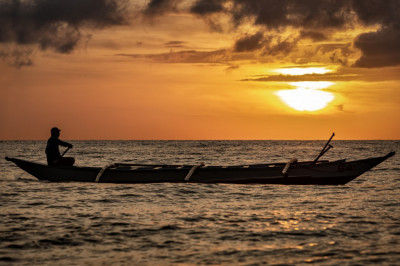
[1,140,399,265]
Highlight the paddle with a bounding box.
[61,147,70,157]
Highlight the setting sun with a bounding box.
[276,82,335,112]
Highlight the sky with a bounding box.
[0,0,399,140]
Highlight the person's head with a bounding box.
[51,127,61,137]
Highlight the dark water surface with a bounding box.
[1,140,399,265]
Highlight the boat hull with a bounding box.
[5,152,395,185]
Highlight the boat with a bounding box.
[5,151,395,185]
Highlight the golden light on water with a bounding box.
[276,82,335,112]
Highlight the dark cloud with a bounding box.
[234,32,264,52]
[0,48,34,68]
[351,0,400,67]
[299,30,328,41]
[177,1,400,67]
[190,0,352,29]
[0,0,128,66]
[144,0,226,32]
[353,26,400,68]
[263,36,299,56]
[188,0,400,68]
[165,41,186,48]
[233,32,299,57]
[314,43,353,66]
[316,43,352,54]
[190,0,225,15]
[352,0,400,26]
[143,0,180,17]
[3,0,399,69]
[116,49,231,64]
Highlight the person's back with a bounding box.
[45,127,74,166]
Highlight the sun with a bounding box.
[275,82,335,112]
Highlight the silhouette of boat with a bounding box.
[5,152,394,185]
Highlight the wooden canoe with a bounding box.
[5,152,395,185]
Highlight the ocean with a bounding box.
[1,140,399,265]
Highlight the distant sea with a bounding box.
[1,140,399,265]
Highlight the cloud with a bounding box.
[242,65,400,82]
[241,67,400,82]
[164,41,187,48]
[314,43,353,66]
[3,0,399,68]
[242,73,363,82]
[116,49,231,64]
[234,32,264,52]
[143,0,181,17]
[263,35,299,56]
[190,0,225,15]
[353,25,400,68]
[190,0,352,29]
[352,0,399,26]
[0,0,128,66]
[224,64,239,72]
[188,0,400,68]
[0,48,34,68]
[351,0,400,68]
[299,30,328,41]
[233,31,299,58]
[188,1,352,63]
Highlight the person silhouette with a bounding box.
[45,127,75,166]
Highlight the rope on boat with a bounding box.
[184,163,205,182]
[282,158,297,177]
[95,163,116,183]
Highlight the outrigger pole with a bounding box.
[313,132,335,163]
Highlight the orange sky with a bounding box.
[1,0,399,140]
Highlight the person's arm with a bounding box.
[58,139,73,148]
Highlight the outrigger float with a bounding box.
[5,134,395,185]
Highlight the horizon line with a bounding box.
[1,139,399,141]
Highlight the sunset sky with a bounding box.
[1,0,399,140]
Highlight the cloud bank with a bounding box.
[0,0,128,66]
[1,0,399,68]
[146,0,400,68]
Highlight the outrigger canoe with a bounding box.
[5,151,395,185]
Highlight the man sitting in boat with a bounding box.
[45,127,75,166]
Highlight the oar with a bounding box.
[61,147,70,157]
[313,132,335,163]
